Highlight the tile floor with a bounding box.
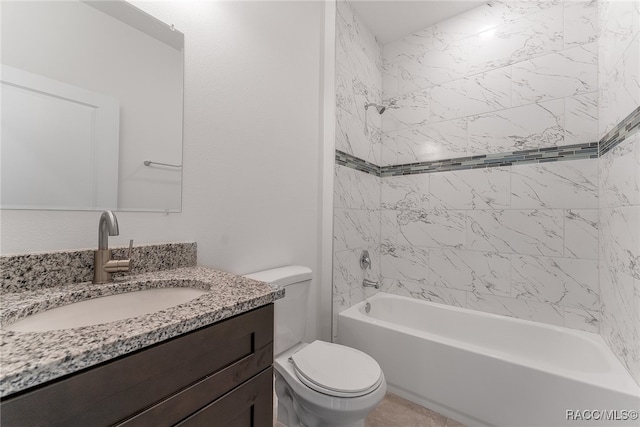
[366,394,466,427]
[274,392,465,427]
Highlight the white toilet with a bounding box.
[244,266,386,427]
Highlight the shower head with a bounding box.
[365,102,386,114]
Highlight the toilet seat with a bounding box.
[289,340,383,398]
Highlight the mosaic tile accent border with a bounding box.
[381,143,598,176]
[335,150,380,176]
[599,105,640,156]
[335,143,597,177]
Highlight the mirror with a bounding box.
[1,0,184,212]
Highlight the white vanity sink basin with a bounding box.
[5,287,208,332]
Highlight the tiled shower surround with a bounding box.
[335,157,601,331]
[333,0,640,385]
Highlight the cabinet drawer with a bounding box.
[177,367,273,427]
[118,346,273,426]
[1,304,274,427]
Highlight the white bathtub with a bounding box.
[338,292,640,427]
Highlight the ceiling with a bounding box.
[349,0,488,44]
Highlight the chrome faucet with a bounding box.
[93,210,132,284]
[360,250,379,288]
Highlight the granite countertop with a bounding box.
[0,266,284,397]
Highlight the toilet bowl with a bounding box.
[244,266,386,427]
[274,342,386,427]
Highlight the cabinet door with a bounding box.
[176,367,273,427]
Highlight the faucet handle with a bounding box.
[103,240,133,274]
[360,250,372,270]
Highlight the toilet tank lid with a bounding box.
[243,265,312,287]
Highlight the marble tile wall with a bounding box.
[380,158,600,332]
[333,165,381,339]
[598,0,640,138]
[375,0,602,333]
[334,0,383,339]
[598,0,640,385]
[335,0,383,166]
[381,0,599,165]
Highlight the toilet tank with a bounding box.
[243,266,312,356]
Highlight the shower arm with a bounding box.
[363,102,386,136]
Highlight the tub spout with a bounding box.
[363,279,380,289]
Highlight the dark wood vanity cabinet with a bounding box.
[1,304,274,427]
